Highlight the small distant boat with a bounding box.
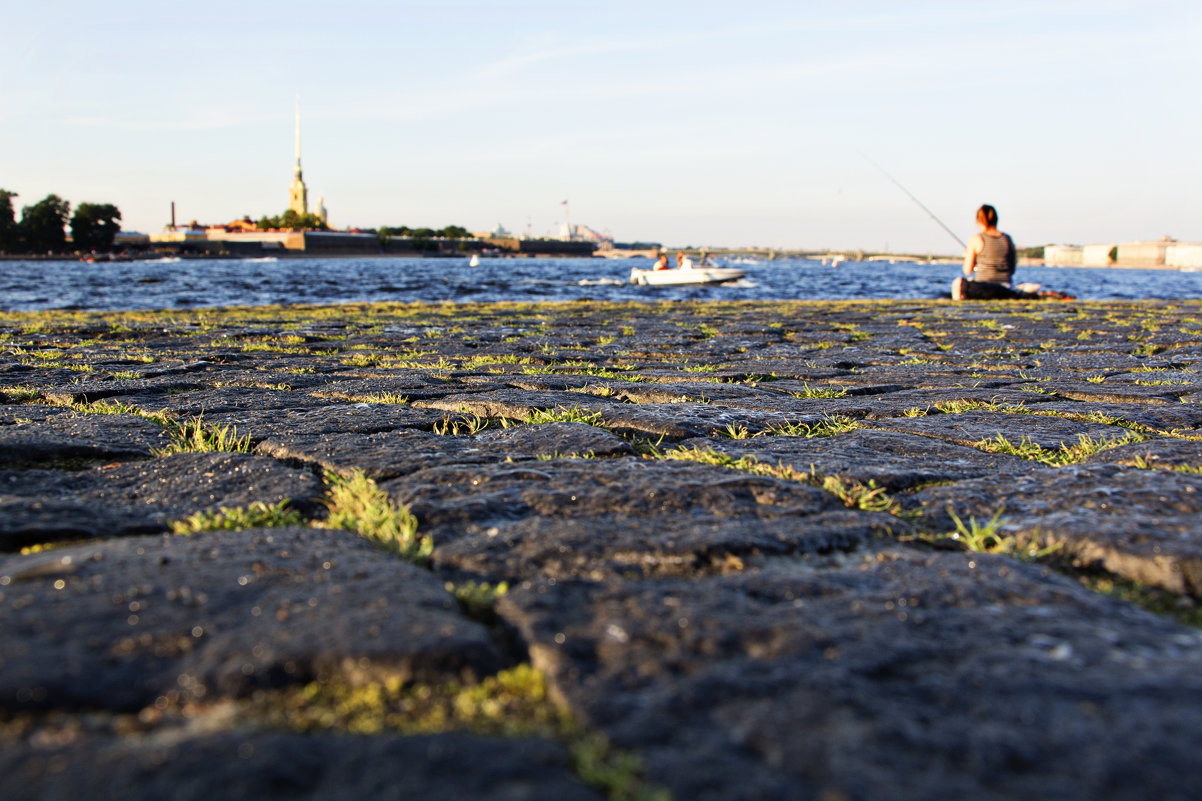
[82,253,134,263]
[629,266,746,286]
[468,254,480,267]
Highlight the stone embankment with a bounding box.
[2,299,1202,800]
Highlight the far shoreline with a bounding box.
[0,251,1192,271]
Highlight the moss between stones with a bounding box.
[170,500,305,535]
[242,664,670,801]
[1070,569,1202,630]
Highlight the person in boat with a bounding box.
[676,251,695,270]
[654,253,670,270]
[952,204,1017,300]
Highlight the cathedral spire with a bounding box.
[288,96,308,215]
[293,95,303,180]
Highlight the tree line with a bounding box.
[377,225,471,240]
[0,190,122,255]
[256,209,329,231]
[374,225,473,252]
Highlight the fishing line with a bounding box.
[863,155,966,249]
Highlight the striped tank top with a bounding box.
[974,233,1016,285]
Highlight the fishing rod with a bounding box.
[863,155,966,250]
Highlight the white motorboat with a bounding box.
[629,266,746,286]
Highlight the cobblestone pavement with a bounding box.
[3,299,1202,801]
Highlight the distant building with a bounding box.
[1167,243,1202,269]
[114,231,149,246]
[1043,245,1083,266]
[288,98,313,217]
[149,228,208,244]
[1044,236,1201,269]
[1082,244,1117,267]
[558,223,612,247]
[1118,239,1173,268]
[206,229,379,254]
[213,218,259,234]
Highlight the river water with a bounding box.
[2,256,1200,312]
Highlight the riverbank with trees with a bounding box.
[0,189,122,256]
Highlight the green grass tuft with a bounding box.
[528,405,605,426]
[661,446,896,513]
[1,386,42,404]
[446,580,509,620]
[155,416,253,455]
[462,353,534,370]
[241,662,671,800]
[571,732,673,801]
[249,663,566,738]
[973,431,1145,467]
[817,473,894,513]
[761,415,859,438]
[352,392,411,404]
[1076,571,1202,629]
[937,509,1060,561]
[433,413,489,435]
[171,500,304,535]
[791,382,849,399]
[323,469,432,563]
[720,423,751,439]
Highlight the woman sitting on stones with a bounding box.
[952,204,1017,300]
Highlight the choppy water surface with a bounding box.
[2,256,1200,312]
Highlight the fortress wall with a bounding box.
[1116,241,1169,267]
[1044,245,1083,266]
[300,231,378,253]
[1167,244,1202,269]
[1081,244,1116,266]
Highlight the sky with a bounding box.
[3,0,1199,253]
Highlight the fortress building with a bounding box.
[288,98,308,216]
[1044,236,1202,269]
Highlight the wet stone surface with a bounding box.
[386,459,891,582]
[0,527,504,712]
[2,299,1202,800]
[206,403,450,438]
[1,732,603,801]
[0,453,325,549]
[1088,436,1202,467]
[258,422,634,480]
[0,411,168,468]
[499,548,1202,801]
[309,375,504,403]
[413,388,620,420]
[1017,400,1202,432]
[912,464,1202,596]
[677,429,1047,491]
[103,387,329,417]
[867,409,1129,450]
